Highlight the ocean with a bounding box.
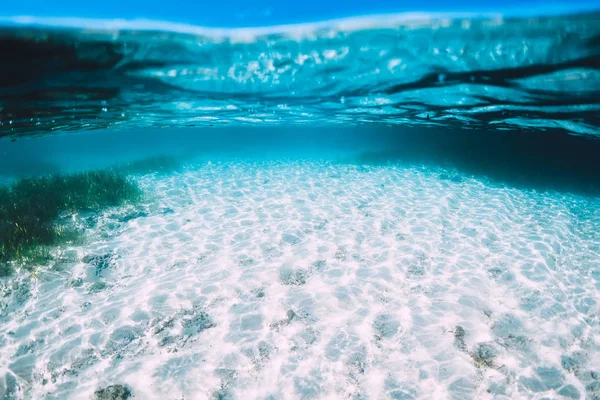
[1,11,600,400]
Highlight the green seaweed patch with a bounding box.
[0,170,141,274]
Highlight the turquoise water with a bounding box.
[1,12,599,137]
[1,12,600,400]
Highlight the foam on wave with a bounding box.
[1,13,507,42]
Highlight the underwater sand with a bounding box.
[1,159,599,399]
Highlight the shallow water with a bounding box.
[1,10,600,400]
[1,127,600,399]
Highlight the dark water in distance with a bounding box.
[1,126,600,196]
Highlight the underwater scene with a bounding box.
[1,8,600,400]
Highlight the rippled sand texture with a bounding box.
[1,161,600,399]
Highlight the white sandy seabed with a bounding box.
[1,160,599,400]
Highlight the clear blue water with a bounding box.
[1,12,600,400]
[1,12,599,137]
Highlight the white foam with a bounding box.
[0,13,501,43]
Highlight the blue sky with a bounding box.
[2,0,598,27]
